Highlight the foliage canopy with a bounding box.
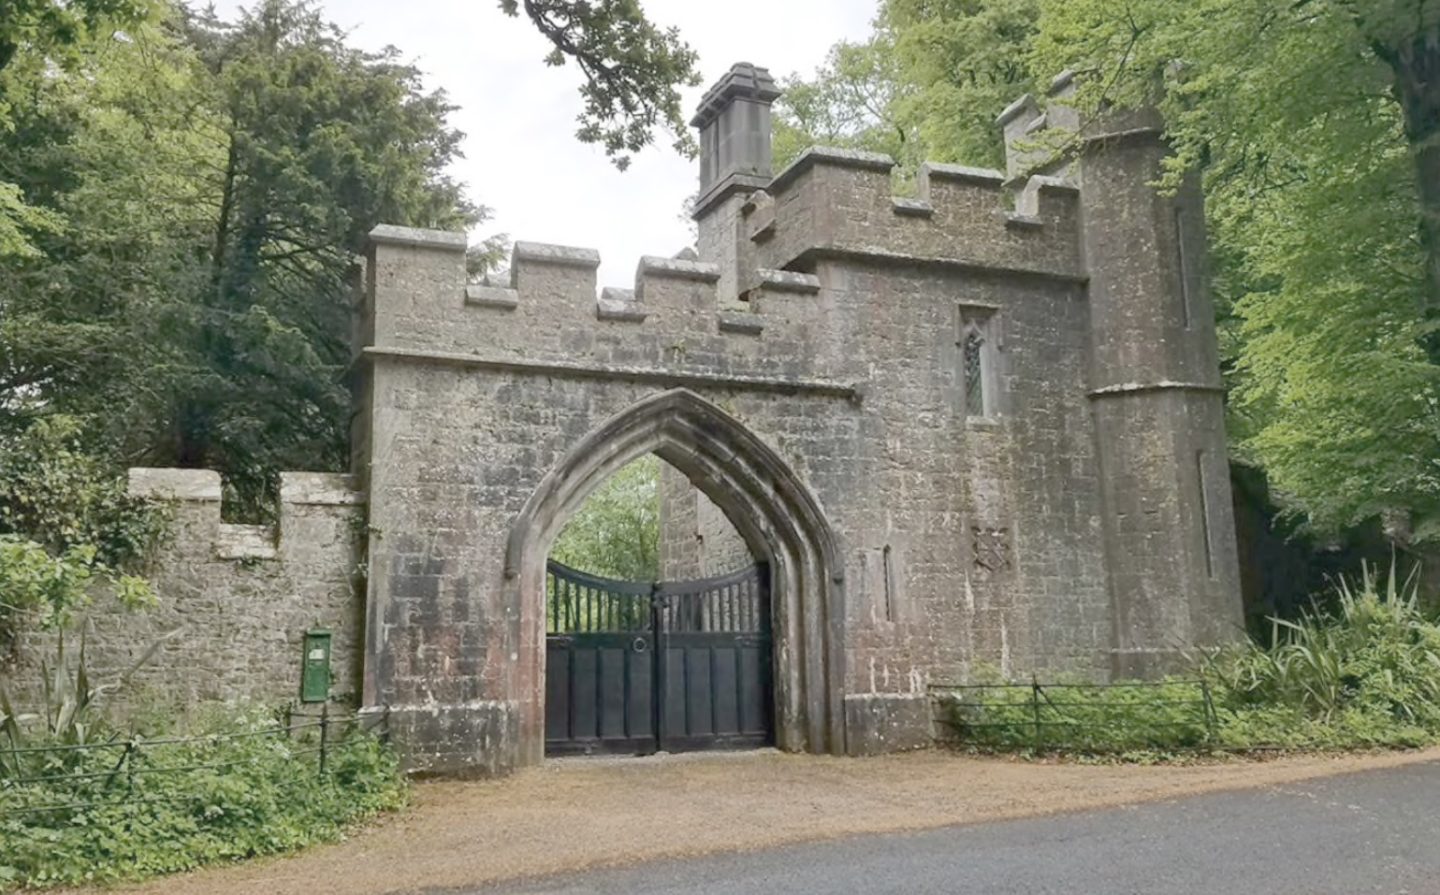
[776,0,1440,549]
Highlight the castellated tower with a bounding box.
[997,75,1242,675]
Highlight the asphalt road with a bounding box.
[472,759,1440,895]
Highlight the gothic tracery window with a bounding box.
[963,326,987,417]
[957,306,996,419]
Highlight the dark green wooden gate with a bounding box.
[544,560,773,756]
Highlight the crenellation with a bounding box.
[717,310,764,335]
[129,467,222,502]
[918,162,1006,189]
[634,255,721,296]
[369,223,468,252]
[755,268,821,294]
[768,145,896,195]
[752,148,1083,281]
[891,197,933,218]
[12,468,364,716]
[215,523,277,561]
[465,283,519,310]
[596,286,646,322]
[281,472,364,505]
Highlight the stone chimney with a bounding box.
[691,62,781,218]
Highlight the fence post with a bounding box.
[105,739,136,792]
[1200,679,1218,743]
[1031,677,1042,750]
[318,703,329,776]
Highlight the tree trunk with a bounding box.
[210,131,238,291]
[1381,22,1440,321]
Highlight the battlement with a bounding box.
[129,468,363,563]
[750,146,1083,282]
[364,224,838,386]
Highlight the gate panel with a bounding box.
[545,560,771,756]
[655,565,772,752]
[545,562,656,756]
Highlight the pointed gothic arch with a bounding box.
[503,388,847,764]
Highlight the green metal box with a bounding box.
[300,628,332,703]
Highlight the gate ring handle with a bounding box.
[632,637,649,653]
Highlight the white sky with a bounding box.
[211,0,880,286]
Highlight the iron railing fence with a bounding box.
[0,706,387,819]
[930,678,1219,752]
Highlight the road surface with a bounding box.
[477,759,1440,894]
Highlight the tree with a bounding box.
[499,0,700,170]
[550,455,660,581]
[772,1,1040,173]
[0,419,163,641]
[0,0,153,77]
[884,0,1041,169]
[0,1,159,257]
[772,36,918,173]
[1030,0,1440,541]
[0,0,483,516]
[779,2,1440,549]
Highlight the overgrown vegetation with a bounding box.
[0,708,406,889]
[948,565,1440,757]
[0,419,167,643]
[0,628,404,891]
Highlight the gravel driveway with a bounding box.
[71,747,1440,895]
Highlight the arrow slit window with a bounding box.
[957,307,997,419]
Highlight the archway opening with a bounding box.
[505,389,846,767]
[543,453,770,756]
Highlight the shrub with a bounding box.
[946,562,1440,756]
[942,675,1213,755]
[1205,562,1440,750]
[0,417,169,645]
[0,708,406,889]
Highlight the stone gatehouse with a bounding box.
[11,63,1242,776]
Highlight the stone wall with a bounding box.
[657,461,753,581]
[6,469,365,717]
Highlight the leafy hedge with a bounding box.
[946,564,1440,756]
[943,678,1214,754]
[0,711,407,889]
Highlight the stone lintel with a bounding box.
[769,146,896,196]
[756,268,821,294]
[922,162,1006,187]
[637,255,721,283]
[129,467,222,501]
[361,346,860,400]
[280,472,365,506]
[368,224,468,252]
[1087,381,1225,399]
[597,287,647,322]
[511,241,601,270]
[790,246,1088,286]
[465,284,520,310]
[718,311,765,335]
